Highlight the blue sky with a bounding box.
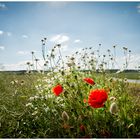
[0,2,140,70]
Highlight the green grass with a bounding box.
[0,43,139,138]
[114,72,140,80]
[0,71,140,138]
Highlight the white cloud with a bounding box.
[3,61,28,71]
[137,4,140,9]
[17,51,30,55]
[48,2,67,8]
[22,35,28,39]
[3,59,45,71]
[61,45,68,51]
[0,30,12,36]
[0,46,5,50]
[0,30,4,35]
[137,4,140,13]
[7,32,12,36]
[0,3,7,10]
[74,39,82,43]
[50,34,69,44]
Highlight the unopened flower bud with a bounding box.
[109,96,116,102]
[110,102,118,114]
[62,111,69,121]
[128,123,134,131]
[80,124,85,132]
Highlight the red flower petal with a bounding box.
[83,78,95,85]
[52,84,63,96]
[88,89,108,108]
[83,99,87,103]
[80,124,85,132]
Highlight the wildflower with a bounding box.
[110,102,118,114]
[52,84,63,96]
[109,96,116,102]
[66,62,73,67]
[123,47,128,50]
[32,111,38,116]
[80,124,85,132]
[20,80,25,85]
[70,57,75,61]
[62,123,70,129]
[83,78,95,85]
[26,103,33,107]
[14,80,18,84]
[29,96,35,101]
[88,89,108,108]
[10,81,15,85]
[44,107,50,113]
[83,99,87,103]
[62,111,69,122]
[124,78,127,82]
[57,44,61,48]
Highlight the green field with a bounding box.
[0,39,139,138]
[112,71,140,80]
[0,71,140,138]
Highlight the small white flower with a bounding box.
[110,102,118,114]
[56,97,63,103]
[44,107,50,113]
[34,107,38,110]
[45,94,54,99]
[29,97,35,101]
[43,77,48,82]
[35,95,40,99]
[32,111,38,116]
[14,80,18,84]
[39,90,44,94]
[26,103,33,107]
[10,81,14,85]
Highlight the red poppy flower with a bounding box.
[52,84,63,96]
[83,78,95,85]
[80,124,85,132]
[88,89,108,108]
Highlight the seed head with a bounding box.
[128,123,134,131]
[110,102,118,114]
[109,96,116,102]
[62,111,69,122]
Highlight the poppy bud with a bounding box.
[110,102,118,114]
[80,124,85,132]
[128,123,134,131]
[62,111,69,122]
[109,96,116,102]
[83,78,95,85]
